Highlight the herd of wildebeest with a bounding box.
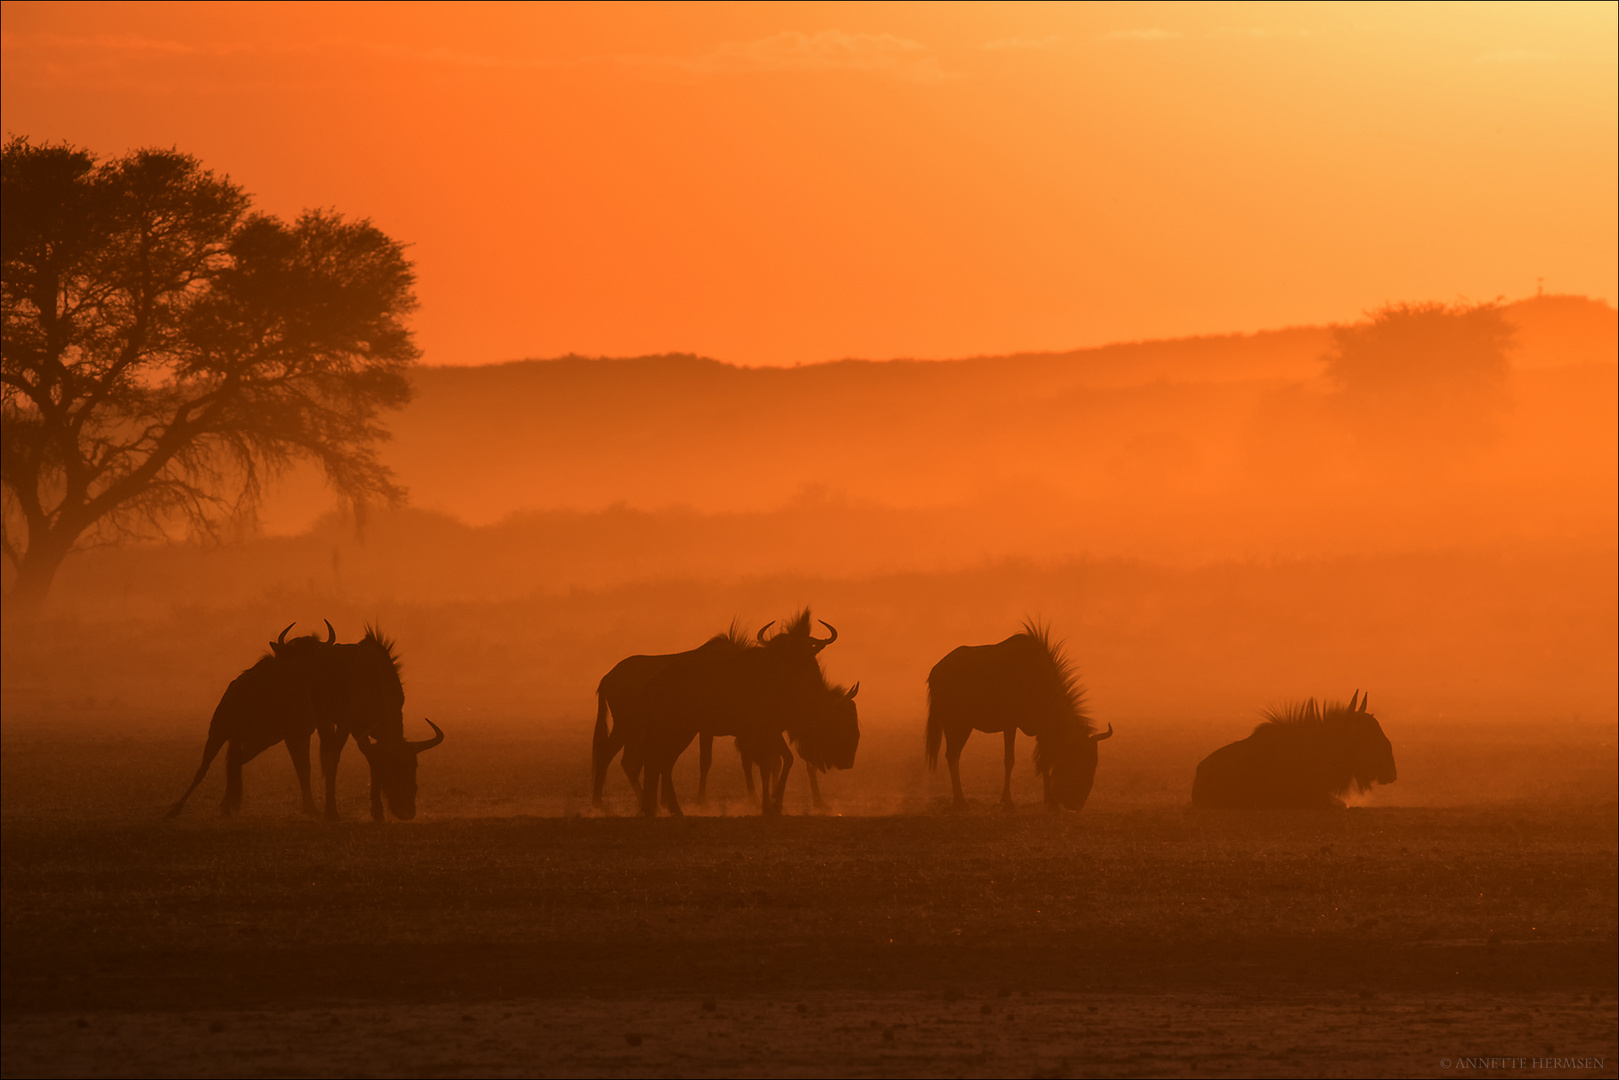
[168,610,1398,822]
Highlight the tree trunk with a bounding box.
[5,533,74,617]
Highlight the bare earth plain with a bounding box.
[2,724,1615,1079]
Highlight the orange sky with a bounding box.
[2,1,1615,367]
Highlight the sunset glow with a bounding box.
[2,4,1615,1076]
[4,2,1614,365]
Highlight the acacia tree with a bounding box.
[1,138,416,613]
[1324,300,1514,452]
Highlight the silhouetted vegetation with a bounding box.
[1325,300,1515,452]
[1,138,416,612]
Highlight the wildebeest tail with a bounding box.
[166,706,231,819]
[924,684,943,771]
[591,685,614,805]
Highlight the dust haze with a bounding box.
[9,294,1614,804]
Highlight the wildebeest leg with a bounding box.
[1001,729,1016,811]
[944,726,969,810]
[741,752,758,803]
[222,740,247,816]
[660,764,682,814]
[167,732,228,819]
[770,735,794,816]
[287,735,319,816]
[368,759,386,822]
[804,757,825,811]
[319,729,344,821]
[621,740,646,801]
[755,756,774,816]
[639,751,662,817]
[662,766,684,817]
[696,733,713,805]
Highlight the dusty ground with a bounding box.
[2,728,1615,1078]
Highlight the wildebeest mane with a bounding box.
[1256,697,1353,731]
[1252,697,1380,795]
[1020,618,1086,718]
[1020,619,1093,776]
[706,619,755,651]
[362,624,403,676]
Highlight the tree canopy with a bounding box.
[1,138,417,612]
[1323,300,1514,453]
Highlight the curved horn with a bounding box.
[276,622,296,646]
[1348,690,1360,712]
[1090,723,1114,742]
[324,619,336,644]
[811,620,839,652]
[756,621,775,644]
[846,681,859,699]
[408,718,444,753]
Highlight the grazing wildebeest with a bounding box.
[628,611,851,817]
[168,623,443,821]
[1191,691,1395,810]
[316,626,444,821]
[710,679,861,811]
[925,622,1113,811]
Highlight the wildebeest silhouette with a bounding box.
[168,621,335,818]
[591,627,745,807]
[925,621,1112,811]
[324,626,444,821]
[168,622,442,821]
[703,677,860,811]
[605,611,850,816]
[1192,691,1395,809]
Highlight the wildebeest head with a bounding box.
[1039,722,1114,811]
[800,682,861,771]
[339,627,443,820]
[1336,691,1396,792]
[354,718,445,820]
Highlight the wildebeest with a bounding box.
[168,622,443,821]
[704,678,860,811]
[168,622,331,818]
[591,625,748,807]
[1191,691,1395,810]
[323,626,444,821]
[925,622,1112,811]
[614,611,855,817]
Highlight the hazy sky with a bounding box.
[3,1,1615,366]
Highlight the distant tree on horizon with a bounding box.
[1,138,417,613]
[1324,300,1514,452]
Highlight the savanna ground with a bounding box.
[2,720,1615,1078]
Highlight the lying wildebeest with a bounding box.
[1191,691,1395,809]
[625,611,856,816]
[168,622,443,821]
[925,621,1112,811]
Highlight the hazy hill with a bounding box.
[257,295,1615,533]
[11,296,1616,736]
